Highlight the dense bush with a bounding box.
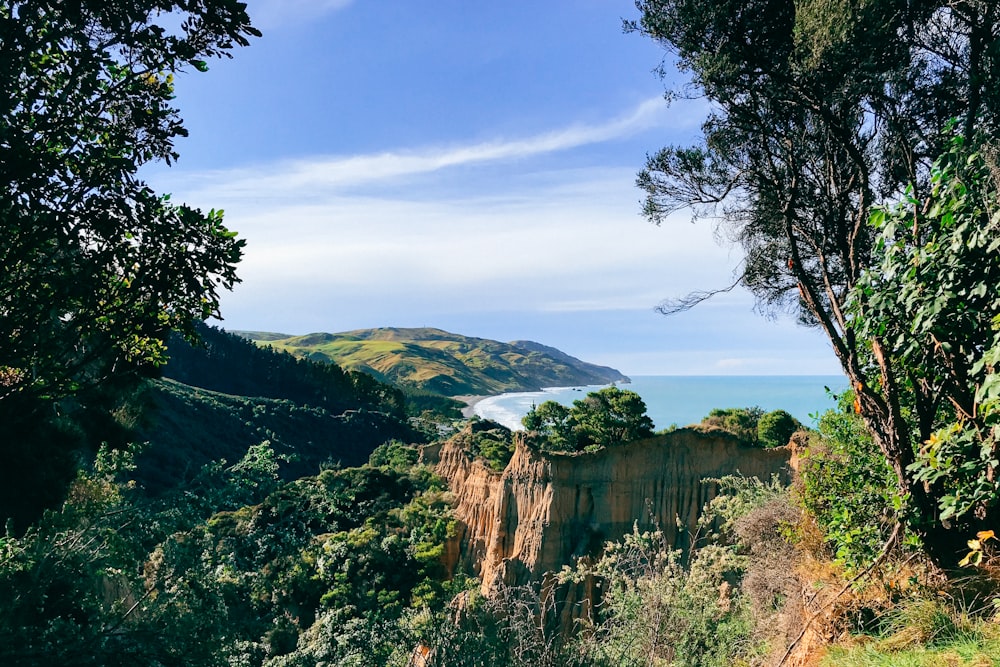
[453,419,517,471]
[165,325,406,418]
[797,392,899,571]
[699,407,802,447]
[700,407,765,443]
[757,409,801,448]
[0,443,461,667]
[561,474,792,666]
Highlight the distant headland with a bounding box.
[233,327,629,398]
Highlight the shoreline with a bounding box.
[454,394,488,419]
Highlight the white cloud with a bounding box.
[163,97,687,200]
[152,98,840,375]
[222,186,731,307]
[147,99,735,321]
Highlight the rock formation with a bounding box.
[429,427,792,599]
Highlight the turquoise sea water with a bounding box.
[473,375,849,432]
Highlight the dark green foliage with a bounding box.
[369,440,421,472]
[133,379,420,494]
[798,392,898,571]
[851,138,1000,532]
[572,387,655,449]
[0,448,239,667]
[1,375,147,530]
[120,325,421,495]
[0,444,459,666]
[402,389,465,418]
[0,0,257,527]
[0,1,256,407]
[523,400,575,452]
[756,409,801,448]
[699,405,802,448]
[700,407,765,444]
[523,387,655,453]
[456,420,516,471]
[165,325,406,418]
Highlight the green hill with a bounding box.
[130,326,421,494]
[233,327,630,397]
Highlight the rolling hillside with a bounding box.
[234,327,629,397]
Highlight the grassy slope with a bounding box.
[234,327,629,397]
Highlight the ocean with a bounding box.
[473,375,849,432]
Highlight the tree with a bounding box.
[523,400,575,452]
[632,0,1000,566]
[573,386,655,448]
[852,137,1000,529]
[0,2,257,410]
[701,406,765,444]
[523,387,654,452]
[0,1,258,524]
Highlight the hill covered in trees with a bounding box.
[235,327,629,397]
[129,326,421,494]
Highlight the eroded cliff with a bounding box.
[429,427,792,596]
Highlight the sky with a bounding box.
[145,0,843,376]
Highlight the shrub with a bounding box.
[700,407,764,444]
[757,409,802,448]
[797,392,899,571]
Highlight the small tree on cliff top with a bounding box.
[523,386,654,452]
[631,0,1000,567]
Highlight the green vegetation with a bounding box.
[5,0,1000,662]
[798,392,899,571]
[134,379,419,493]
[0,0,256,528]
[851,137,1000,539]
[237,327,628,398]
[115,326,420,494]
[522,386,654,453]
[453,419,517,471]
[632,0,1000,568]
[560,474,793,666]
[696,407,803,447]
[166,325,406,418]
[0,443,464,666]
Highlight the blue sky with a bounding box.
[145,0,842,376]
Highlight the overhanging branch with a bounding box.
[655,276,742,315]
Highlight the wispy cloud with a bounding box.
[248,0,354,29]
[144,96,841,375]
[166,97,683,200]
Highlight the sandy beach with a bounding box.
[453,395,488,419]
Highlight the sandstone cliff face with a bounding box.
[430,428,791,595]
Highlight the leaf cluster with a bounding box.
[851,136,1000,527]
[1,1,258,408]
[0,443,462,666]
[798,392,900,570]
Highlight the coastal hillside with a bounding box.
[130,326,420,494]
[234,327,629,397]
